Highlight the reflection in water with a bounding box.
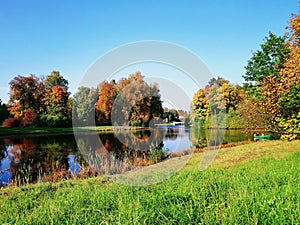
[163,128,191,152]
[0,135,80,187]
[0,128,250,186]
[78,129,166,175]
[189,127,250,148]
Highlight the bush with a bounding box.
[2,118,22,127]
[39,114,71,127]
[278,112,300,140]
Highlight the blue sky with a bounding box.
[0,0,298,108]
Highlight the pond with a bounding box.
[0,127,250,186]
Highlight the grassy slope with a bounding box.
[0,141,299,224]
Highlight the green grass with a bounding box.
[0,141,299,224]
[0,126,145,136]
[0,126,75,136]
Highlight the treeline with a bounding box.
[190,77,244,129]
[73,72,163,127]
[191,10,300,140]
[1,71,164,128]
[2,71,72,127]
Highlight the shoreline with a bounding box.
[0,126,146,137]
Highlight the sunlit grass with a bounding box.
[0,140,299,224]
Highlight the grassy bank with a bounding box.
[0,141,299,224]
[0,126,145,136]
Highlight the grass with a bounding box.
[0,140,299,224]
[0,126,145,136]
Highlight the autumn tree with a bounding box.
[205,77,230,113]
[8,74,45,125]
[38,71,71,127]
[190,88,209,123]
[241,33,290,132]
[41,85,71,127]
[219,83,244,111]
[274,11,300,138]
[237,97,266,133]
[7,72,71,127]
[279,11,300,101]
[239,11,300,137]
[95,81,116,126]
[191,77,245,128]
[111,72,163,127]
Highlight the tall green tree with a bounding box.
[44,71,69,92]
[243,33,290,83]
[279,83,300,119]
[0,99,10,125]
[73,86,98,125]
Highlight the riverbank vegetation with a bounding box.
[190,11,300,140]
[1,71,164,128]
[1,140,299,224]
[0,126,146,136]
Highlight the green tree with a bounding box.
[0,99,10,125]
[44,71,69,92]
[207,76,228,87]
[243,33,290,83]
[240,13,300,137]
[279,83,300,119]
[73,86,98,125]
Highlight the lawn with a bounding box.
[0,140,299,224]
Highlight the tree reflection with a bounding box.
[189,125,208,148]
[0,135,82,185]
[77,129,166,175]
[0,129,175,186]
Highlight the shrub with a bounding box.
[39,114,71,127]
[278,112,300,140]
[2,117,22,127]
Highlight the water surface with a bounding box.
[0,128,249,186]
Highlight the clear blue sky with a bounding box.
[0,0,298,106]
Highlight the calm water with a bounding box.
[0,128,249,186]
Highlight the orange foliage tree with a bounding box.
[8,74,45,126]
[95,81,116,125]
[94,72,163,127]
